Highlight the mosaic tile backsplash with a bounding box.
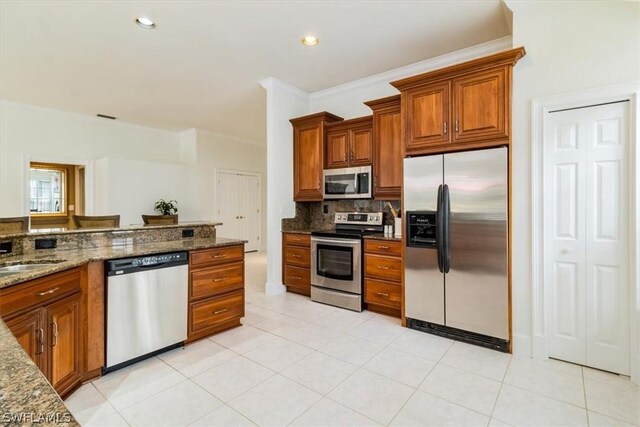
[282,200,401,231]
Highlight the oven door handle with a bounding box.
[311,238,361,246]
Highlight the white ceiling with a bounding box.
[0,1,510,142]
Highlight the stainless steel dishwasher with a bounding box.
[105,251,188,372]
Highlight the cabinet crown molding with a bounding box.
[325,115,373,130]
[289,111,343,126]
[390,47,526,91]
[364,95,401,110]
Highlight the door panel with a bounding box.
[47,293,82,394]
[452,68,507,142]
[405,82,450,152]
[294,124,323,200]
[217,172,261,252]
[546,102,629,375]
[5,309,45,371]
[373,106,402,199]
[326,131,349,169]
[350,126,373,166]
[444,147,508,339]
[403,155,444,324]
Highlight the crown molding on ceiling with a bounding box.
[259,77,310,100]
[309,36,513,101]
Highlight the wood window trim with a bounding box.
[29,163,68,218]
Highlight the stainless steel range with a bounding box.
[311,212,383,311]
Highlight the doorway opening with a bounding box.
[29,162,85,230]
[215,170,261,252]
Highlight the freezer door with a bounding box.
[444,147,508,339]
[404,155,445,324]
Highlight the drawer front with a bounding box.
[189,290,244,333]
[364,239,402,257]
[191,262,244,300]
[365,254,402,282]
[284,246,310,267]
[284,265,310,288]
[190,245,244,267]
[284,233,311,247]
[0,268,82,317]
[365,279,401,308]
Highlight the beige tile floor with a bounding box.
[66,251,640,426]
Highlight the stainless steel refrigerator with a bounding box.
[404,146,509,351]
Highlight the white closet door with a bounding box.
[545,102,629,375]
[216,172,261,252]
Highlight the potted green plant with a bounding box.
[154,199,178,215]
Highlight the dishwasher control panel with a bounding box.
[107,251,188,275]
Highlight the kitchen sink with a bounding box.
[0,260,65,276]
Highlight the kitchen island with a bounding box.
[0,224,246,423]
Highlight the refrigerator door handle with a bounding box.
[442,184,451,273]
[436,184,444,273]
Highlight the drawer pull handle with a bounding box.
[292,254,302,258]
[377,245,390,249]
[377,266,389,270]
[213,308,228,315]
[291,275,303,280]
[377,292,390,297]
[213,254,226,259]
[213,277,228,282]
[36,328,44,355]
[36,287,60,296]
[51,322,58,347]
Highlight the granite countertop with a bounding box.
[364,233,403,242]
[0,221,223,240]
[281,229,312,235]
[0,321,78,426]
[0,236,245,290]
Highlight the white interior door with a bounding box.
[216,171,261,252]
[545,101,630,375]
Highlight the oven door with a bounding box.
[311,236,361,294]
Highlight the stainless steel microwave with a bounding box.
[323,166,372,199]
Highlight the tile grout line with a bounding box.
[488,353,511,422]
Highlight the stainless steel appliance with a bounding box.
[311,212,383,311]
[105,252,188,372]
[404,147,509,352]
[323,166,372,199]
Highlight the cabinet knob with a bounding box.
[377,265,389,270]
[51,322,58,347]
[36,328,44,355]
[377,292,390,297]
[213,308,228,315]
[455,120,459,132]
[444,122,448,134]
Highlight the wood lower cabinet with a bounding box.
[364,239,403,317]
[365,95,402,200]
[325,116,373,169]
[282,232,311,296]
[1,268,83,398]
[290,112,343,201]
[391,47,525,156]
[187,245,245,343]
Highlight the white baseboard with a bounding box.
[512,333,532,358]
[265,281,286,296]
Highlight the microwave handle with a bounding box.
[354,174,359,194]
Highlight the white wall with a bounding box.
[260,78,310,295]
[506,0,640,359]
[0,100,267,236]
[192,129,268,249]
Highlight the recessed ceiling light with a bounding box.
[302,35,319,46]
[135,16,155,29]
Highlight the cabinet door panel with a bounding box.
[373,106,402,199]
[294,124,323,200]
[46,293,82,395]
[5,309,45,371]
[453,68,507,142]
[350,126,373,166]
[405,82,450,152]
[325,131,349,169]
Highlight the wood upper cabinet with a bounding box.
[365,95,402,200]
[404,81,451,151]
[324,116,373,169]
[452,67,507,143]
[1,268,83,398]
[391,47,525,155]
[291,112,343,201]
